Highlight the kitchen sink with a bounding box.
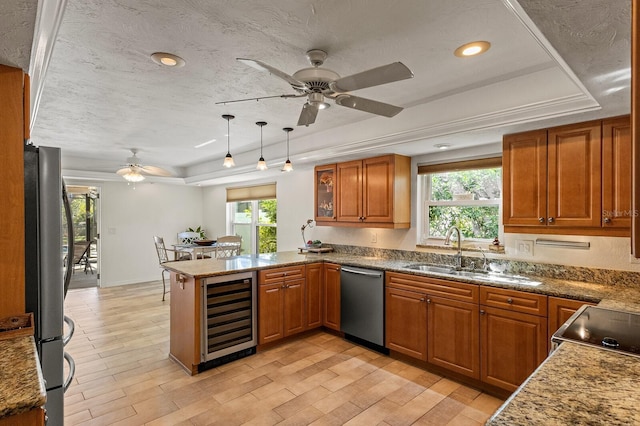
[403,264,541,286]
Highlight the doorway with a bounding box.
[66,185,100,289]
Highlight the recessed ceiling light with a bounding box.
[194,139,215,148]
[454,41,491,58]
[435,144,450,150]
[151,52,186,68]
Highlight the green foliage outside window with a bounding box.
[428,168,501,239]
[258,199,277,253]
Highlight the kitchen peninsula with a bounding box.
[163,251,640,424]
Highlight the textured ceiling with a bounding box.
[0,0,630,186]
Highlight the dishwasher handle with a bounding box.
[341,267,382,278]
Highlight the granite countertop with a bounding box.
[0,336,46,419]
[486,342,640,425]
[164,250,640,425]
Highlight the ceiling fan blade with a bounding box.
[215,94,304,105]
[335,94,403,117]
[330,62,414,93]
[237,58,307,90]
[297,103,319,126]
[139,165,172,177]
[116,167,133,176]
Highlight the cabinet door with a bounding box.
[336,160,363,222]
[548,297,595,342]
[362,155,394,223]
[480,306,548,392]
[306,263,323,329]
[385,286,427,361]
[283,278,305,337]
[315,164,337,222]
[503,130,548,226]
[169,274,200,373]
[602,117,632,229]
[427,296,479,379]
[258,283,283,344]
[323,263,341,330]
[547,121,602,227]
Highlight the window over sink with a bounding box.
[418,158,502,244]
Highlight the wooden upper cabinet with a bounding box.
[602,116,632,229]
[547,121,602,228]
[314,164,337,222]
[318,154,411,228]
[503,129,548,226]
[336,160,363,223]
[504,117,630,236]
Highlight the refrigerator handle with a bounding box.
[62,180,74,299]
[63,352,75,392]
[63,315,75,346]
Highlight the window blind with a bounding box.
[417,157,502,175]
[226,183,276,202]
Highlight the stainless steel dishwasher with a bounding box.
[340,266,385,350]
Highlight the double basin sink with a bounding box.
[403,264,541,286]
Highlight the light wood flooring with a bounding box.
[63,281,504,425]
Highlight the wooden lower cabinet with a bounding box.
[427,295,479,379]
[480,305,548,392]
[258,266,306,345]
[0,407,45,425]
[548,296,596,342]
[323,263,341,331]
[386,286,427,360]
[385,272,479,379]
[306,263,323,329]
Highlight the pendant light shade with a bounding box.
[222,114,235,168]
[281,127,294,172]
[256,121,268,170]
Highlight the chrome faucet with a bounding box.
[444,226,462,270]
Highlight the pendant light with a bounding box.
[222,114,235,168]
[281,127,293,172]
[256,121,268,170]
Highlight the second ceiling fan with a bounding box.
[218,49,414,126]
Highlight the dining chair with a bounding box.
[177,231,200,244]
[70,240,94,274]
[215,235,242,258]
[153,236,183,301]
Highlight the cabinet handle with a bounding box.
[426,299,431,304]
[506,298,513,304]
[480,309,485,315]
[538,217,545,223]
[604,217,612,224]
[548,217,554,223]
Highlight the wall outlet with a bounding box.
[516,239,534,257]
[371,232,377,243]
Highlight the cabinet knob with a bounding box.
[506,298,513,304]
[426,299,431,304]
[480,309,485,315]
[420,297,425,302]
[548,217,554,223]
[604,217,612,224]
[538,217,545,223]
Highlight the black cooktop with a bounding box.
[552,305,640,357]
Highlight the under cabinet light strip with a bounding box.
[535,239,590,249]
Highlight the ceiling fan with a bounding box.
[116,149,172,182]
[217,49,414,126]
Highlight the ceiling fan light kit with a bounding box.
[225,48,414,127]
[115,149,172,182]
[281,127,294,172]
[222,114,236,168]
[256,121,268,171]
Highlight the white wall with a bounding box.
[66,179,204,287]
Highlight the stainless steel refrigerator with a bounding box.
[24,144,75,426]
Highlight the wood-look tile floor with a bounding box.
[63,281,504,425]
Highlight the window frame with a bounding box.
[228,198,277,254]
[418,159,503,245]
